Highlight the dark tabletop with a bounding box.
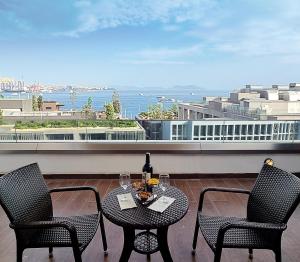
[102,186,189,230]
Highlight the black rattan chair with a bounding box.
[0,163,107,262]
[192,163,300,262]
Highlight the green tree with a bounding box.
[166,104,178,119]
[37,95,43,111]
[32,95,38,111]
[81,96,93,119]
[105,103,115,120]
[138,103,178,120]
[148,104,163,119]
[112,91,121,114]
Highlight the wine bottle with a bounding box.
[142,152,153,182]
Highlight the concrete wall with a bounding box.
[0,99,32,112]
[1,152,300,175]
[1,142,300,175]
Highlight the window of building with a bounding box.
[235,125,240,135]
[248,125,253,135]
[255,124,260,135]
[194,126,199,137]
[261,124,266,135]
[200,126,206,136]
[208,125,213,136]
[172,125,177,136]
[46,134,74,140]
[178,125,183,136]
[280,123,283,133]
[267,124,272,134]
[242,125,247,135]
[215,125,221,135]
[222,125,227,136]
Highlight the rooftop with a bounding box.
[1,177,299,262]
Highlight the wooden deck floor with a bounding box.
[1,178,300,262]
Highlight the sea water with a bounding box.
[3,87,228,119]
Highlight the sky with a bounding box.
[1,0,300,89]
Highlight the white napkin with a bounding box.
[148,196,175,213]
[117,193,137,210]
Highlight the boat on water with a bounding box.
[165,98,176,102]
[139,93,144,96]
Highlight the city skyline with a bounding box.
[1,0,300,88]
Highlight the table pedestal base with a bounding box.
[119,227,173,262]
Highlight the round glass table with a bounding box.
[102,186,189,262]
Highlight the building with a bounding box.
[162,120,299,141]
[0,99,32,112]
[0,122,145,141]
[136,119,163,140]
[42,101,64,111]
[0,77,25,92]
[178,83,300,121]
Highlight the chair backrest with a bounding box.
[247,164,300,224]
[0,163,52,224]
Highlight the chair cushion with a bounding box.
[27,214,100,252]
[198,213,274,251]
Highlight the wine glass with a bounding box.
[119,172,130,201]
[159,173,170,203]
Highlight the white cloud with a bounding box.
[184,0,300,61]
[211,20,300,57]
[59,0,217,36]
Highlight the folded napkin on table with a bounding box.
[117,193,137,210]
[148,196,175,213]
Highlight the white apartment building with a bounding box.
[178,83,300,121]
[162,120,299,141]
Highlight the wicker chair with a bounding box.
[192,163,300,262]
[0,163,108,262]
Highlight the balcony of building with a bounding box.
[1,141,300,261]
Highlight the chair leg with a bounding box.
[249,248,253,259]
[100,213,108,255]
[147,229,150,260]
[192,218,200,254]
[16,243,23,262]
[275,248,282,262]
[72,246,82,262]
[49,247,53,258]
[214,247,222,262]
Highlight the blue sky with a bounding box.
[1,0,300,89]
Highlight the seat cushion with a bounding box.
[198,213,274,251]
[27,214,100,252]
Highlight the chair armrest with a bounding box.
[220,220,287,232]
[198,187,251,211]
[49,186,101,212]
[215,220,287,250]
[10,220,80,246]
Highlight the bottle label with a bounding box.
[145,172,151,181]
[142,172,146,184]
